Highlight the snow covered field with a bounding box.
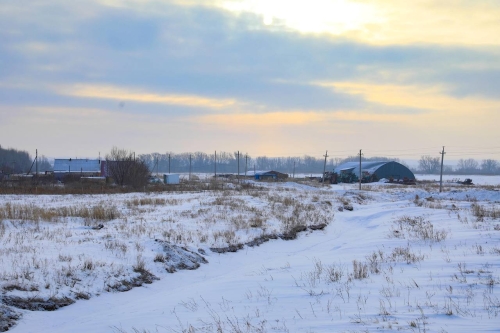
[1,178,500,332]
[415,174,500,186]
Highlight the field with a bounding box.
[1,177,500,332]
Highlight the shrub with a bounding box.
[352,260,368,279]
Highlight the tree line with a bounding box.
[138,152,408,175]
[0,145,52,174]
[417,155,499,175]
[2,144,498,177]
[139,152,499,176]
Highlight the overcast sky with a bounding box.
[1,0,499,161]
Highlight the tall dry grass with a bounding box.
[0,203,120,223]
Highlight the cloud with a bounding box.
[316,81,500,113]
[59,84,238,109]
[217,0,500,46]
[1,0,500,159]
[2,0,499,107]
[196,109,410,128]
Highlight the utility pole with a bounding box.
[439,146,446,193]
[189,154,192,181]
[35,149,38,182]
[245,154,248,176]
[155,154,159,176]
[322,150,328,185]
[237,151,240,182]
[168,154,171,174]
[214,151,217,179]
[293,161,296,179]
[358,149,363,190]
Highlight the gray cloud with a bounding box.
[1,0,499,118]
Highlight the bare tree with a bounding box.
[37,155,53,172]
[456,158,479,174]
[418,155,440,174]
[106,147,149,188]
[481,159,498,175]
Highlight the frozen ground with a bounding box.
[1,178,499,332]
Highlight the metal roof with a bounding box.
[334,161,389,175]
[333,161,415,180]
[53,159,101,173]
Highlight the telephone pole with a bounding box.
[155,154,159,176]
[214,151,217,179]
[439,146,446,193]
[237,151,240,182]
[189,154,192,181]
[35,149,38,182]
[358,149,363,190]
[168,153,171,174]
[293,161,296,179]
[322,150,328,186]
[245,154,248,176]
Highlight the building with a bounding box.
[333,161,415,183]
[53,159,102,180]
[253,170,289,181]
[163,174,180,184]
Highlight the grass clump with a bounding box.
[392,215,447,242]
[471,203,500,221]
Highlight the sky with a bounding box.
[1,0,500,161]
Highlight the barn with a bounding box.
[333,161,415,183]
[253,170,289,181]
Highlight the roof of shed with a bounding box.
[53,159,101,172]
[254,170,288,176]
[334,161,391,175]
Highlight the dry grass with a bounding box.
[391,215,448,242]
[471,203,500,220]
[0,203,120,224]
[125,198,173,207]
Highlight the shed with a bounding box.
[164,174,180,184]
[333,161,415,183]
[254,170,289,181]
[53,159,102,180]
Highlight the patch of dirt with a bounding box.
[210,244,244,253]
[2,296,74,311]
[309,223,327,230]
[108,269,159,292]
[0,305,21,332]
[154,240,208,273]
[280,225,307,240]
[2,284,38,292]
[343,204,354,211]
[245,234,278,248]
[211,223,329,253]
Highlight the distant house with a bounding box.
[253,170,289,181]
[53,158,102,180]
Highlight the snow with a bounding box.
[1,179,500,333]
[415,174,500,186]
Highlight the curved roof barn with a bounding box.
[333,161,415,182]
